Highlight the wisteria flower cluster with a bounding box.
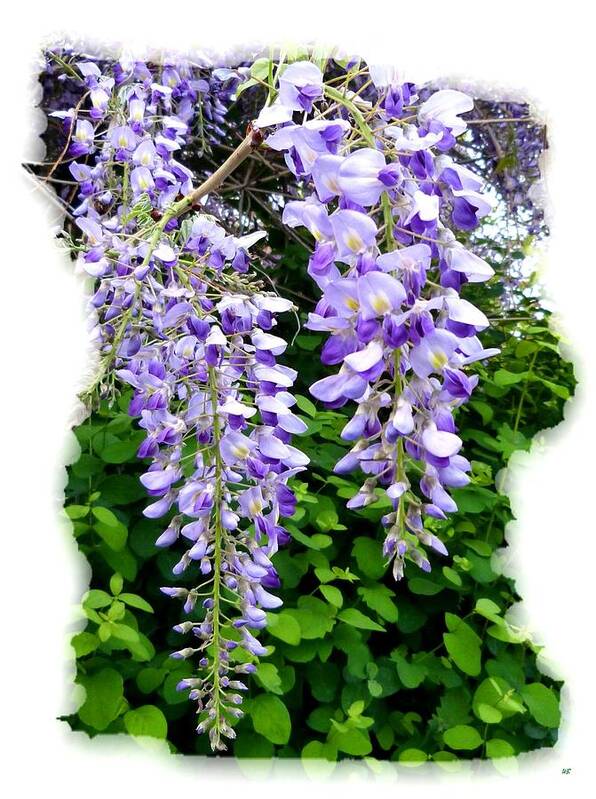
[45,51,498,750]
[255,61,499,580]
[51,53,310,750]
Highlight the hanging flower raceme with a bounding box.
[255,58,498,580]
[43,50,502,750]
[49,52,308,750]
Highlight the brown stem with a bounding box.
[168,125,264,220]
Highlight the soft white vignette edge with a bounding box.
[2,2,594,796]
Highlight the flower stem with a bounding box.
[513,349,538,435]
[208,365,225,750]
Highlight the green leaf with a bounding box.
[301,740,337,771]
[486,738,516,759]
[266,611,301,645]
[254,663,283,694]
[314,566,335,583]
[437,688,473,727]
[100,439,141,464]
[443,725,483,751]
[329,726,372,756]
[493,369,528,386]
[487,623,528,644]
[286,597,336,639]
[119,593,154,613]
[161,670,193,705]
[94,520,128,551]
[83,589,112,609]
[520,683,560,728]
[443,615,481,676]
[78,668,124,731]
[234,733,274,759]
[464,539,493,557]
[91,506,121,528]
[72,454,104,478]
[235,77,259,98]
[451,485,497,513]
[301,740,338,776]
[283,640,318,663]
[352,537,386,580]
[307,706,334,733]
[98,622,112,642]
[357,585,398,622]
[315,510,340,533]
[107,600,125,621]
[110,573,123,596]
[98,475,146,505]
[128,632,155,663]
[111,623,139,643]
[398,748,428,764]
[534,376,570,399]
[250,57,272,80]
[515,340,538,358]
[71,631,99,657]
[408,578,443,596]
[295,394,317,417]
[129,519,159,559]
[442,566,463,587]
[124,705,168,739]
[394,655,426,689]
[136,667,166,694]
[290,528,332,550]
[99,543,137,580]
[250,695,291,744]
[307,661,339,703]
[65,504,90,520]
[319,584,343,608]
[474,597,503,623]
[337,608,385,632]
[469,399,494,424]
[473,677,525,720]
[475,703,503,724]
[106,414,133,433]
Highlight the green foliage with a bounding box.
[443,725,483,751]
[249,695,292,744]
[61,168,572,763]
[77,668,124,731]
[124,705,168,739]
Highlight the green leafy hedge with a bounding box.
[62,263,574,766]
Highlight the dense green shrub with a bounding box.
[63,239,573,765]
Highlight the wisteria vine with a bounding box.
[256,61,498,579]
[40,51,500,750]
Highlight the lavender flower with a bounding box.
[258,58,498,582]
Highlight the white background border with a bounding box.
[2,2,594,796]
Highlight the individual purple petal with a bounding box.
[278,61,323,112]
[409,329,460,378]
[418,89,474,136]
[344,340,384,374]
[312,154,344,202]
[421,424,462,458]
[337,148,387,207]
[330,209,378,261]
[357,272,406,320]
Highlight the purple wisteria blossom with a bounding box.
[46,50,501,750]
[258,58,498,581]
[53,53,306,751]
